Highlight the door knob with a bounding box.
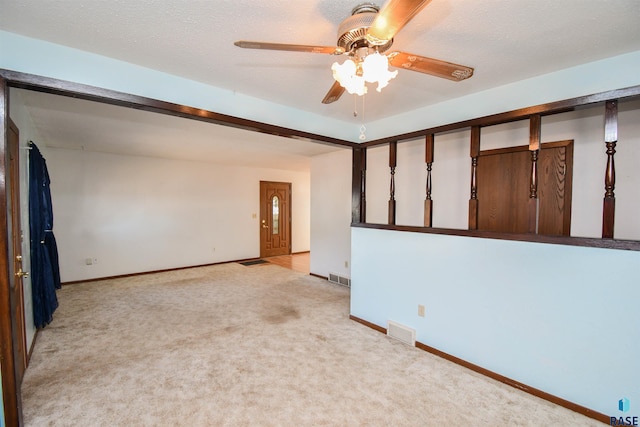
[16,268,29,278]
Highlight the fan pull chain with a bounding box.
[359,94,367,141]
[353,94,358,117]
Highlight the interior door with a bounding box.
[0,107,24,425]
[8,119,28,379]
[260,181,291,258]
[477,140,573,236]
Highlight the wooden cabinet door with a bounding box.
[477,140,573,236]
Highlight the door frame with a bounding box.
[1,77,22,426]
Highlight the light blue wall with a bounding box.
[365,50,640,140]
[0,30,354,141]
[2,30,640,142]
[351,227,640,416]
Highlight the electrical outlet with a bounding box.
[418,305,425,317]
[85,258,93,266]
[344,261,349,268]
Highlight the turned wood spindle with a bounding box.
[469,126,480,230]
[528,114,541,234]
[351,147,367,224]
[602,100,618,238]
[388,141,397,225]
[424,134,434,227]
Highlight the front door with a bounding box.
[0,116,26,426]
[260,181,291,258]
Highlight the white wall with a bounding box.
[309,148,352,278]
[46,148,310,282]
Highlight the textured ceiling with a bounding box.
[2,0,640,165]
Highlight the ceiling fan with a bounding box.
[234,0,474,104]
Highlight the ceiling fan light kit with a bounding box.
[332,51,398,95]
[234,0,474,104]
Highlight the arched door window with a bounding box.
[272,195,279,234]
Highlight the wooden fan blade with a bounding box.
[367,0,432,44]
[322,80,346,104]
[235,41,344,55]
[387,51,474,81]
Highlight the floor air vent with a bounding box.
[328,273,351,287]
[387,320,416,347]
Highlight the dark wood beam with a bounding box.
[362,85,640,147]
[0,69,355,149]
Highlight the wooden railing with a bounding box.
[351,85,640,251]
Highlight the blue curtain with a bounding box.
[29,143,61,328]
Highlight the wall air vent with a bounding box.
[328,273,351,287]
[387,320,416,347]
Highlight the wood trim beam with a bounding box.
[362,85,640,147]
[352,222,640,252]
[349,314,609,424]
[0,69,355,148]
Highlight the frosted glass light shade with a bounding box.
[332,52,397,96]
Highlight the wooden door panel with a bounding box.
[477,150,530,233]
[8,119,27,379]
[538,145,573,236]
[477,141,573,236]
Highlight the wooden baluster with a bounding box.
[602,100,618,238]
[424,134,434,227]
[528,114,541,234]
[469,126,480,230]
[351,146,367,224]
[388,141,397,225]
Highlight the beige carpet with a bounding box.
[21,263,600,426]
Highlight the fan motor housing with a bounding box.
[337,4,393,54]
